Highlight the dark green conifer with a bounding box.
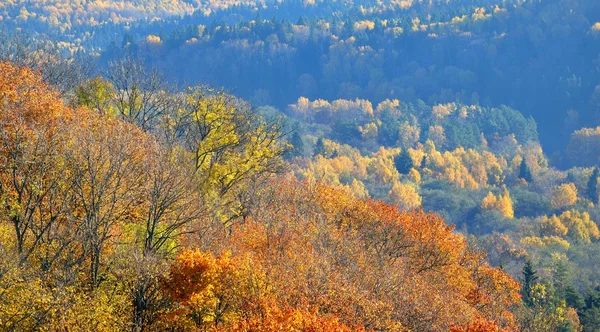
[587,167,599,204]
[289,131,305,157]
[521,260,539,307]
[394,149,414,175]
[519,158,533,183]
[313,137,325,157]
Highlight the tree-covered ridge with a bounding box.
[0,0,515,56]
[288,97,537,149]
[88,0,599,151]
[0,0,508,40]
[0,0,254,26]
[4,0,600,150]
[0,0,513,29]
[283,93,600,329]
[287,96,542,199]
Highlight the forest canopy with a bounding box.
[2,0,600,330]
[0,61,524,330]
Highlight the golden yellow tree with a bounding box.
[481,190,514,218]
[388,181,422,211]
[559,210,600,244]
[551,183,578,209]
[165,88,288,225]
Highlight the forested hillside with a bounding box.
[0,60,524,331]
[1,0,600,331]
[4,0,598,150]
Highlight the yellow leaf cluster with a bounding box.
[550,183,578,209]
[481,190,514,219]
[388,181,422,211]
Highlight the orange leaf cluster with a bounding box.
[163,177,521,330]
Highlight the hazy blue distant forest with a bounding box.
[2,0,600,331]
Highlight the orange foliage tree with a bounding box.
[163,176,521,331]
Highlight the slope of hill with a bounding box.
[2,0,600,330]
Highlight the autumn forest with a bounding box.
[1,0,600,331]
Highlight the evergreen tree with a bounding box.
[582,290,600,332]
[420,156,427,169]
[296,16,307,26]
[581,307,600,331]
[313,137,325,157]
[377,109,399,146]
[289,131,305,157]
[521,259,539,307]
[394,149,414,175]
[519,159,533,183]
[587,167,599,204]
[585,288,600,311]
[565,171,577,184]
[564,285,585,309]
[552,261,570,301]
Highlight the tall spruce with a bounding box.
[552,261,570,301]
[587,167,599,204]
[313,137,325,157]
[519,158,533,183]
[394,149,414,175]
[289,131,305,157]
[521,260,539,307]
